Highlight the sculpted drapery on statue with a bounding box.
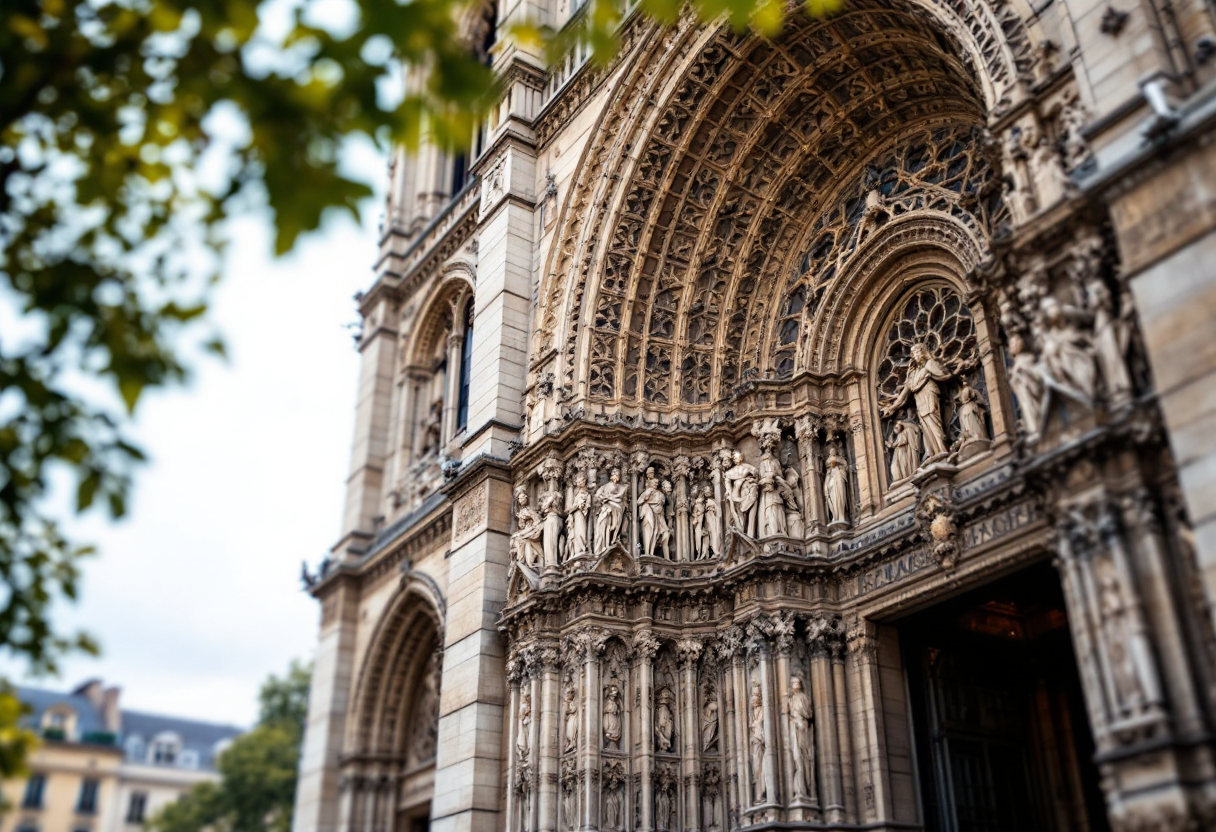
[511,487,544,568]
[788,676,815,799]
[880,342,955,458]
[749,683,766,804]
[726,451,760,538]
[595,469,628,554]
[568,474,591,558]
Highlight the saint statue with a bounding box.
[955,380,989,447]
[887,420,921,482]
[517,691,531,760]
[823,448,850,527]
[1087,277,1133,400]
[1036,296,1095,404]
[788,677,815,798]
[702,696,719,751]
[639,468,667,558]
[758,449,788,538]
[567,474,591,558]
[511,487,543,568]
[704,485,723,557]
[563,687,579,752]
[881,342,956,459]
[604,779,622,830]
[691,489,707,559]
[655,688,675,752]
[603,684,622,748]
[725,450,759,537]
[778,466,805,538]
[1008,334,1045,435]
[749,684,766,803]
[540,487,564,569]
[594,469,627,553]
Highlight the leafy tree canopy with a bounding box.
[147,661,312,832]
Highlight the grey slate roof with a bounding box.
[16,683,245,773]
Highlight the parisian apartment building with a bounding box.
[292,0,1216,830]
[0,681,243,832]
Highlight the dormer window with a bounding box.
[42,706,76,741]
[150,732,181,765]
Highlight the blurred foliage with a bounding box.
[0,684,38,810]
[1,0,837,777]
[148,662,312,832]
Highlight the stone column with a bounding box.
[748,629,780,812]
[505,660,523,832]
[844,618,891,824]
[677,639,704,832]
[723,629,750,822]
[443,328,463,445]
[634,632,660,832]
[794,417,823,535]
[1055,522,1112,743]
[538,643,562,832]
[808,625,842,823]
[674,456,692,562]
[577,631,605,832]
[830,640,856,823]
[770,622,801,815]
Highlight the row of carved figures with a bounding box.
[506,614,855,832]
[509,423,860,572]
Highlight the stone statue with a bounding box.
[702,695,719,751]
[881,342,956,459]
[725,450,759,537]
[511,487,544,568]
[655,687,675,752]
[422,396,443,456]
[1024,120,1066,207]
[779,466,804,538]
[563,687,579,752]
[1099,570,1145,711]
[639,468,667,558]
[594,469,628,553]
[955,380,988,447]
[517,691,531,760]
[568,474,591,558]
[887,419,921,482]
[704,485,723,557]
[540,487,564,570]
[1008,334,1045,435]
[1059,101,1092,170]
[660,480,674,559]
[823,447,849,527]
[1088,277,1133,400]
[603,777,622,831]
[603,683,622,748]
[758,448,787,538]
[691,489,707,559]
[1036,296,1095,405]
[749,683,766,803]
[788,676,815,798]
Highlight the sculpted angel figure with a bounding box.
[887,420,922,482]
[725,450,759,537]
[788,677,815,798]
[880,343,957,459]
[704,485,723,557]
[823,447,850,526]
[603,683,623,748]
[563,687,579,752]
[567,474,591,558]
[955,380,989,447]
[510,487,544,568]
[594,469,627,553]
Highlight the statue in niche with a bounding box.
[1099,569,1146,712]
[758,448,787,538]
[603,683,623,749]
[1087,277,1133,400]
[1023,120,1067,208]
[1059,100,1092,170]
[594,469,628,553]
[749,683,766,804]
[725,450,759,537]
[1004,128,1036,221]
[1008,334,1045,435]
[788,676,815,799]
[602,764,624,831]
[511,487,544,568]
[691,489,707,559]
[639,469,673,559]
[655,769,676,831]
[540,487,564,569]
[887,420,921,483]
[823,446,850,527]
[701,693,719,751]
[517,691,531,760]
[656,686,676,752]
[703,765,722,830]
[1036,296,1095,404]
[955,380,989,448]
[563,686,579,752]
[561,762,577,832]
[779,466,804,538]
[567,474,591,558]
[880,343,956,459]
[704,485,722,557]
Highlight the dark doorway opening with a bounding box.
[901,560,1110,832]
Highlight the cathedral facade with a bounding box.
[292,0,1216,830]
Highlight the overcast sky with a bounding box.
[8,155,385,729]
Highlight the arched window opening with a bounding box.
[457,300,474,431]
